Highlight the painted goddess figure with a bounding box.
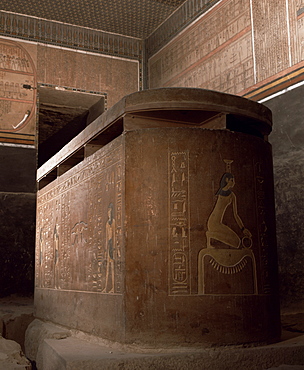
[206,171,251,249]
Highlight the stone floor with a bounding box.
[1,295,304,370]
[0,295,34,351]
[26,328,304,370]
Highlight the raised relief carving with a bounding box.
[38,227,44,288]
[71,221,88,245]
[36,142,124,295]
[206,160,252,249]
[198,160,258,295]
[102,203,116,293]
[53,221,60,289]
[71,221,88,286]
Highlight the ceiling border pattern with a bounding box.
[0,11,144,90]
[0,11,143,60]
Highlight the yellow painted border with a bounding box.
[241,63,304,101]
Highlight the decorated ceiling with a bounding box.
[0,0,187,39]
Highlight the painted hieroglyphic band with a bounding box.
[0,11,142,60]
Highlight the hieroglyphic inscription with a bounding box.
[255,162,270,294]
[284,0,301,66]
[0,38,36,133]
[59,192,71,289]
[296,1,304,61]
[36,202,54,288]
[169,151,191,295]
[114,164,123,293]
[149,0,254,94]
[87,159,123,294]
[36,139,124,294]
[252,0,290,82]
[170,34,254,94]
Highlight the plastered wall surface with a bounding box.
[37,45,139,109]
[0,36,140,147]
[148,0,304,100]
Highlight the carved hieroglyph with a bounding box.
[36,138,123,294]
[168,151,191,295]
[167,140,275,297]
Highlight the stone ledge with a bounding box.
[0,295,34,352]
[25,319,304,370]
[0,336,31,370]
[25,319,71,362]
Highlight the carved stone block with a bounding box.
[35,88,280,346]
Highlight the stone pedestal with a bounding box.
[35,88,280,346]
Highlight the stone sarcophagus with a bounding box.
[35,88,280,346]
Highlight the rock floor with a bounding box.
[0,296,304,370]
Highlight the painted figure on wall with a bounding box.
[103,202,116,293]
[206,166,252,249]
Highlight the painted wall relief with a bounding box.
[0,38,36,135]
[36,142,123,294]
[149,0,254,94]
[198,160,258,295]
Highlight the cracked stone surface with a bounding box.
[0,336,31,370]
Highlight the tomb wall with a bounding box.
[147,0,304,311]
[0,34,139,297]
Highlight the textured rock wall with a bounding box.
[265,84,304,309]
[0,146,36,297]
